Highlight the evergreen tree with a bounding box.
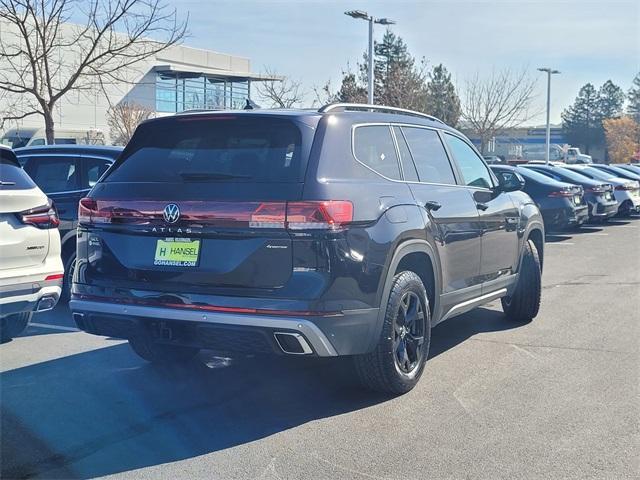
[335,72,367,103]
[561,83,600,154]
[598,80,625,119]
[628,73,640,122]
[424,64,461,126]
[357,30,429,111]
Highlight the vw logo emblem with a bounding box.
[163,203,180,224]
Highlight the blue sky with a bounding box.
[174,0,638,124]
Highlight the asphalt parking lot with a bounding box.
[1,218,639,480]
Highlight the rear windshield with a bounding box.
[106,117,305,183]
[0,149,36,190]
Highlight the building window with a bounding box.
[156,73,251,112]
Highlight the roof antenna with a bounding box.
[244,99,261,110]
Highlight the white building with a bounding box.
[0,19,273,146]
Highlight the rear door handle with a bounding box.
[476,202,489,211]
[422,200,442,211]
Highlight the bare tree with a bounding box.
[255,67,304,108]
[0,0,187,143]
[462,69,538,153]
[106,100,153,145]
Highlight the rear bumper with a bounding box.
[0,277,62,317]
[70,299,379,357]
[543,205,588,230]
[589,200,618,218]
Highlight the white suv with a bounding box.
[0,145,63,341]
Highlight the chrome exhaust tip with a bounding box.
[274,332,313,355]
[36,295,58,312]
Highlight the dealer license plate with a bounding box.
[154,238,200,267]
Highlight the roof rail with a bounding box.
[318,103,445,124]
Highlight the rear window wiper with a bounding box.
[178,172,252,181]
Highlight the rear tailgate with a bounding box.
[78,115,317,293]
[0,150,51,272]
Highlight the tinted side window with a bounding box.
[444,134,493,189]
[392,127,418,181]
[402,127,456,184]
[23,156,79,193]
[353,125,401,180]
[84,157,113,188]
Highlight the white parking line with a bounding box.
[587,233,609,236]
[29,322,80,332]
[547,242,575,246]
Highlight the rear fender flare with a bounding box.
[368,239,442,353]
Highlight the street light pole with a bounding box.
[345,10,395,105]
[537,67,560,165]
[368,16,374,105]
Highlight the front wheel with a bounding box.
[502,239,542,323]
[0,312,32,342]
[353,271,431,395]
[128,336,199,364]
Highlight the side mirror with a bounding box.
[495,171,525,192]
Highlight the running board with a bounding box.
[439,288,507,323]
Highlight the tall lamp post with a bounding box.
[345,10,395,104]
[537,67,561,165]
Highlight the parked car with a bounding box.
[617,164,640,175]
[588,164,640,183]
[1,127,105,148]
[14,145,123,299]
[483,155,503,164]
[521,164,618,221]
[0,145,63,341]
[490,165,588,231]
[563,165,640,216]
[69,104,545,395]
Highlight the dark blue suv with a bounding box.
[70,104,544,394]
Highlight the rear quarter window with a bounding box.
[105,117,306,183]
[353,125,401,180]
[0,149,36,190]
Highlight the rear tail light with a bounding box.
[78,198,353,230]
[286,201,353,229]
[586,185,607,194]
[616,182,639,191]
[548,189,575,198]
[19,200,59,228]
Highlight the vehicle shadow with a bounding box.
[1,306,520,479]
[544,233,574,243]
[429,306,520,358]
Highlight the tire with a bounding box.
[501,239,542,323]
[0,312,32,342]
[61,251,76,303]
[354,271,431,395]
[128,336,199,364]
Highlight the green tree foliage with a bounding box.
[424,64,461,126]
[598,80,625,119]
[335,30,436,112]
[628,73,640,122]
[562,80,624,155]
